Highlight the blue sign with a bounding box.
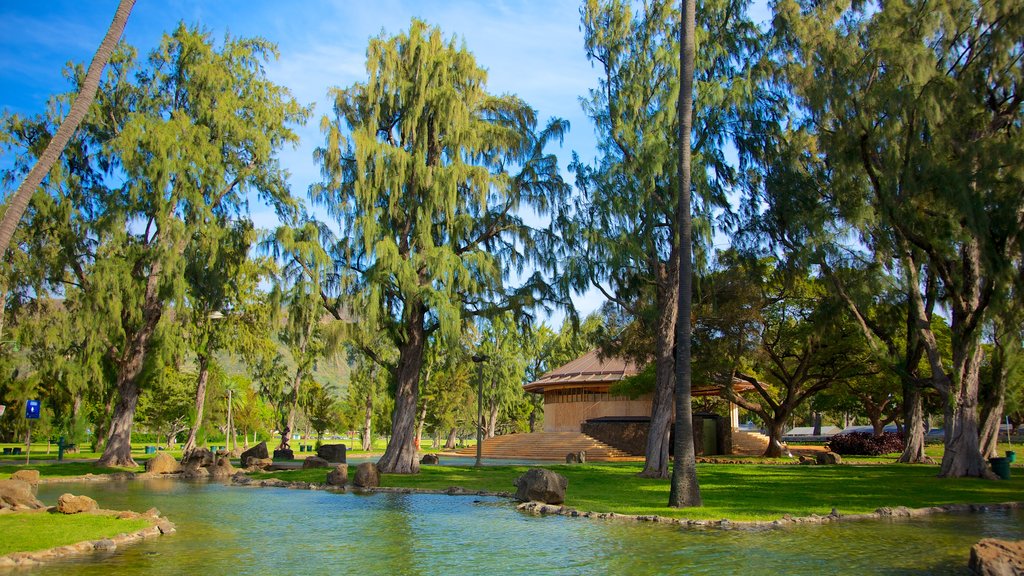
[25,400,40,420]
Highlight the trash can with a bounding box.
[2,447,11,455]
[1007,450,1016,464]
[145,446,156,454]
[989,457,1011,480]
[57,436,65,461]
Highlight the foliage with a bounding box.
[827,432,906,456]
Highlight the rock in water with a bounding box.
[969,539,1024,576]
[208,457,236,478]
[326,464,349,486]
[0,479,45,510]
[353,463,380,488]
[316,444,347,463]
[57,493,98,514]
[145,452,181,474]
[181,448,214,468]
[513,468,567,504]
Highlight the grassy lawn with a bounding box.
[0,513,151,556]
[253,461,1024,521]
[0,462,142,479]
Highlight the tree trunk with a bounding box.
[415,403,428,449]
[979,327,1010,459]
[96,372,142,467]
[377,304,425,474]
[487,394,498,439]
[181,354,211,456]
[897,384,929,463]
[762,417,786,458]
[361,391,373,452]
[444,427,458,450]
[668,0,701,508]
[939,345,989,477]
[639,263,678,478]
[0,0,135,340]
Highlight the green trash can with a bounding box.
[145,446,156,454]
[989,457,1010,480]
[1006,450,1016,464]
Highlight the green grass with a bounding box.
[0,513,151,556]
[253,461,1024,522]
[0,462,142,479]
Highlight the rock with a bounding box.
[145,452,181,474]
[565,451,586,464]
[303,456,330,469]
[181,465,210,479]
[240,441,269,465]
[10,470,40,487]
[93,539,116,551]
[208,457,236,478]
[272,449,294,461]
[799,456,816,465]
[0,479,45,510]
[816,452,842,465]
[181,447,214,468]
[513,468,567,504]
[316,444,347,463]
[326,464,349,486]
[420,453,440,465]
[57,493,98,514]
[244,457,273,470]
[970,539,1024,576]
[353,463,380,488]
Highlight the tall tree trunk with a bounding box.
[96,370,142,467]
[181,353,211,456]
[640,271,677,478]
[898,384,929,463]
[979,325,1011,458]
[445,427,458,450]
[762,417,786,458]
[669,0,701,508]
[361,391,373,452]
[0,0,135,338]
[377,303,425,474]
[415,402,428,449]
[939,344,989,477]
[487,394,498,438]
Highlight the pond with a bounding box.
[32,479,1022,575]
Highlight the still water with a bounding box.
[32,479,1022,575]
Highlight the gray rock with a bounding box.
[565,451,586,464]
[969,538,1024,576]
[303,456,330,469]
[316,444,347,463]
[513,468,567,504]
[181,447,214,468]
[420,453,440,465]
[239,441,269,465]
[145,452,181,474]
[353,463,380,488]
[57,493,98,514]
[326,464,349,486]
[816,452,842,465]
[208,457,236,478]
[0,479,45,510]
[244,457,273,470]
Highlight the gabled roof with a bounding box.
[524,350,640,393]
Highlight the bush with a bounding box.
[827,431,905,456]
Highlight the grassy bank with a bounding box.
[0,513,151,556]
[254,461,1024,521]
[0,462,141,478]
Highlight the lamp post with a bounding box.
[471,354,489,467]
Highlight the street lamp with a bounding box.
[471,354,489,467]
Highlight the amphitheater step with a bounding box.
[451,432,636,461]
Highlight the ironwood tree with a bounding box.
[1,25,306,466]
[773,0,1023,477]
[312,20,569,474]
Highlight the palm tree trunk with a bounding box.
[669,0,702,508]
[0,0,135,337]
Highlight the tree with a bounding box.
[137,367,198,448]
[2,26,307,467]
[0,0,135,339]
[301,381,345,446]
[774,0,1024,477]
[312,20,569,473]
[570,0,765,478]
[669,0,701,506]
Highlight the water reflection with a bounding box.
[30,480,1023,575]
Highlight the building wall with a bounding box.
[542,391,653,432]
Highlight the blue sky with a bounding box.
[0,0,608,321]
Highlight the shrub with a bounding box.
[827,431,905,456]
